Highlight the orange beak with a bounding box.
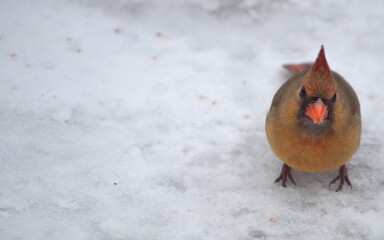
[305,98,328,124]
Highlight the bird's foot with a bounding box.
[329,165,352,192]
[275,164,296,187]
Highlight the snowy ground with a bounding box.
[1,0,384,239]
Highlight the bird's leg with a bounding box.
[275,164,296,187]
[329,164,352,192]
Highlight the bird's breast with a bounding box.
[266,116,360,172]
[295,138,325,150]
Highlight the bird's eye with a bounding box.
[332,93,337,102]
[299,88,307,98]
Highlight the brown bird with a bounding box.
[265,46,361,191]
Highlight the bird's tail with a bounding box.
[283,63,312,75]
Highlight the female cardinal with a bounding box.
[265,46,361,191]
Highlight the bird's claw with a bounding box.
[275,164,296,187]
[329,165,352,192]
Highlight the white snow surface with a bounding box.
[1,0,384,239]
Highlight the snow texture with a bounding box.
[1,0,384,239]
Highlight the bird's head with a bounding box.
[298,46,337,127]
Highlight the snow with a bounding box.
[1,0,384,239]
